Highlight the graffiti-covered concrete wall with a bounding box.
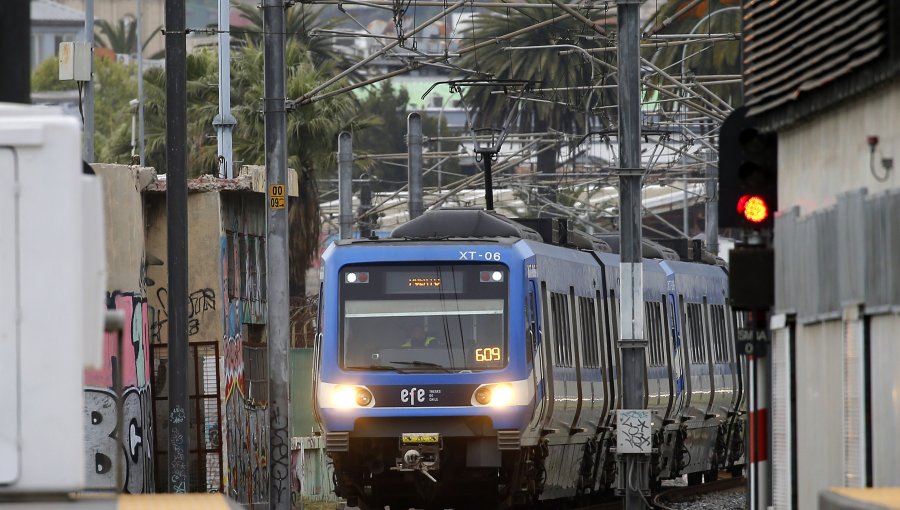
[85,164,156,493]
[145,191,225,346]
[221,189,270,505]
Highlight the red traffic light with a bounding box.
[737,194,769,223]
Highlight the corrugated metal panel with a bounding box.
[888,191,900,308]
[771,324,793,509]
[775,207,800,313]
[837,190,867,306]
[816,208,840,317]
[743,0,886,117]
[864,192,892,310]
[797,214,817,321]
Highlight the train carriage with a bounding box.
[313,209,746,509]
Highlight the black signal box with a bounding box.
[728,245,774,311]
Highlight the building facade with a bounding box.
[740,2,900,508]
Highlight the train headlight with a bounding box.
[332,385,375,408]
[472,383,514,407]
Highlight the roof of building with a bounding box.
[31,0,85,25]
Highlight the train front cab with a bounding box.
[314,239,540,509]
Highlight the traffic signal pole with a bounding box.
[617,1,649,508]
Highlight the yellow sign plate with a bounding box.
[269,184,286,209]
[401,433,440,444]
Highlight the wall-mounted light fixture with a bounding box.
[867,135,894,182]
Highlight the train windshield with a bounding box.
[339,263,508,371]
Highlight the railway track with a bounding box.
[565,473,746,510]
[651,476,746,510]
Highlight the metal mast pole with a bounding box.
[338,132,353,239]
[263,0,291,506]
[137,0,145,165]
[84,0,95,162]
[214,0,236,178]
[407,112,424,219]
[164,0,190,494]
[617,0,648,508]
[705,150,719,255]
[483,155,494,210]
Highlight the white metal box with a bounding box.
[58,41,92,82]
[0,103,105,493]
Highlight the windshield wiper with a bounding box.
[350,365,398,371]
[387,360,453,373]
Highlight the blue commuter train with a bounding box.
[313,209,746,509]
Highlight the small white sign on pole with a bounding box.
[617,409,652,454]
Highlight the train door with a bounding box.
[569,288,585,434]
[312,282,324,424]
[537,281,556,434]
[527,282,548,432]
[701,297,716,417]
[593,291,611,425]
[660,294,676,422]
[674,293,692,417]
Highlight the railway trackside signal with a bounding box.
[719,106,778,230]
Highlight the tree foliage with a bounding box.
[642,0,742,110]
[455,2,615,173]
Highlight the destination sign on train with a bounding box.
[409,277,442,288]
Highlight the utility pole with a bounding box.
[0,0,30,103]
[84,0,95,162]
[617,1,649,509]
[338,132,353,239]
[407,112,424,219]
[213,0,236,178]
[358,177,373,238]
[164,0,190,494]
[136,0,145,165]
[705,150,719,255]
[263,0,291,507]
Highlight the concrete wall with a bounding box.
[779,82,900,213]
[145,191,224,346]
[84,164,155,493]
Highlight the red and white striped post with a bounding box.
[747,311,771,510]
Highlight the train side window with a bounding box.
[609,289,619,342]
[579,296,599,369]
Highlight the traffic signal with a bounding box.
[718,106,778,229]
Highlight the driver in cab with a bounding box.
[401,323,439,348]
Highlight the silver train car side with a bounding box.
[313,209,746,509]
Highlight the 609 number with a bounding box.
[475,347,501,362]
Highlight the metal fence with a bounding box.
[150,341,224,493]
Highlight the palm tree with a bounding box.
[95,17,163,58]
[455,3,615,175]
[232,2,359,75]
[642,0,742,112]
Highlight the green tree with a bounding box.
[455,3,615,175]
[31,56,138,162]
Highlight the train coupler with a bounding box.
[390,433,442,482]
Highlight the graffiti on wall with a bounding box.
[150,287,217,343]
[222,229,269,504]
[83,292,154,493]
